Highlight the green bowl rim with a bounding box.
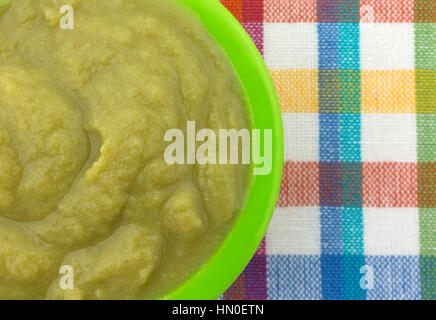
[164,0,284,300]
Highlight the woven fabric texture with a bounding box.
[220,0,436,300]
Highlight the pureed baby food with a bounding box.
[0,0,249,299]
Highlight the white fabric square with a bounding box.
[267,207,321,255]
[283,113,319,162]
[264,23,318,69]
[364,208,420,256]
[360,23,415,70]
[361,114,417,162]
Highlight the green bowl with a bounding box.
[164,0,283,300]
[0,0,283,300]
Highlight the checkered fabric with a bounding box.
[221,0,436,300]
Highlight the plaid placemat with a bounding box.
[221,0,436,300]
